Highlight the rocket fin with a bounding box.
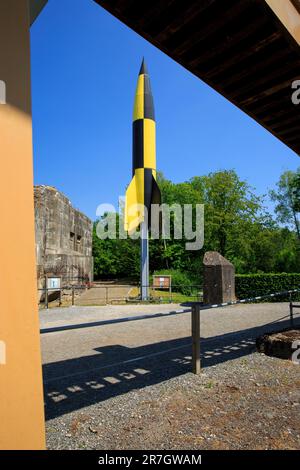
[124,170,145,234]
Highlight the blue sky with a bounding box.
[31,0,299,220]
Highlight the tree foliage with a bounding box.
[93,169,300,281]
[270,169,300,239]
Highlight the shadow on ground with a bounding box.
[43,318,299,420]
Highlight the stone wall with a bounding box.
[34,185,93,290]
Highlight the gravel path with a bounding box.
[41,303,300,450]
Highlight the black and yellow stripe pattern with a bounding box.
[125,60,161,233]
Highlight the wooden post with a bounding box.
[72,286,75,306]
[191,304,201,374]
[45,288,49,309]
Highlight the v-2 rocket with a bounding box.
[124,59,161,234]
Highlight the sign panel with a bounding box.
[153,275,171,289]
[47,277,61,290]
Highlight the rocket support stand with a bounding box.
[140,221,149,300]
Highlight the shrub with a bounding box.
[235,273,300,302]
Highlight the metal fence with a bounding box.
[38,283,300,310]
[38,283,203,308]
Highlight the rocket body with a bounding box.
[124,60,161,233]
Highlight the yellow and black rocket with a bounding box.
[124,59,161,233]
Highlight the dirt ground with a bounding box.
[74,283,133,306]
[45,353,300,450]
[41,303,300,450]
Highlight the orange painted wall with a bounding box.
[0,0,45,449]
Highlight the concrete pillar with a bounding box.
[203,251,235,305]
[0,0,45,449]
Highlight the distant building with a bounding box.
[34,186,93,291]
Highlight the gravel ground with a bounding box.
[46,352,300,450]
[42,303,300,450]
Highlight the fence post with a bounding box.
[191,304,201,374]
[59,288,62,307]
[72,287,75,306]
[45,288,48,310]
[289,293,294,328]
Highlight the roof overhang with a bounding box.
[95,0,300,156]
[30,0,48,26]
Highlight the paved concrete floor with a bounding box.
[40,302,299,420]
[75,285,133,306]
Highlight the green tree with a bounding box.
[270,170,300,239]
[292,171,300,213]
[92,216,140,280]
[194,170,263,257]
[92,169,300,281]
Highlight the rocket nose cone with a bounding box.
[139,58,148,75]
